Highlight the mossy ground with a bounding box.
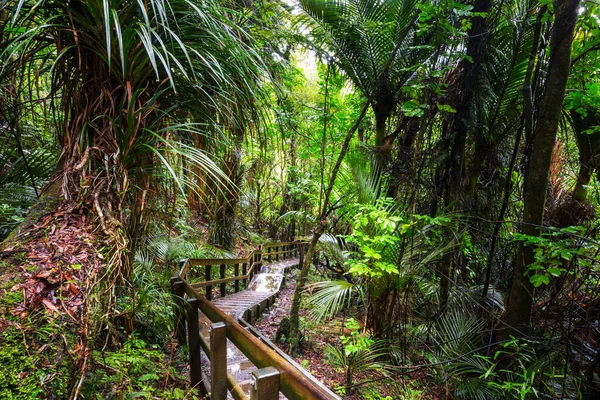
[0,255,77,399]
[0,208,195,399]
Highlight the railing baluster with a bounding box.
[169,277,186,345]
[187,298,202,388]
[244,308,252,324]
[234,263,240,292]
[210,322,227,400]
[242,262,248,289]
[251,367,280,400]
[220,264,226,298]
[205,265,212,301]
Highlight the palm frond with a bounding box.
[317,233,348,267]
[305,279,363,322]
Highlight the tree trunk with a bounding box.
[209,142,242,250]
[503,0,580,339]
[571,111,600,202]
[439,0,491,307]
[482,5,545,300]
[372,102,393,189]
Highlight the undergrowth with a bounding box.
[0,259,76,399]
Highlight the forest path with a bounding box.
[197,258,300,398]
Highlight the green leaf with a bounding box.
[436,103,456,113]
[530,274,550,287]
[547,267,561,277]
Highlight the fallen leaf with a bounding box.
[42,299,59,313]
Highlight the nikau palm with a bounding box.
[298,0,432,171]
[5,0,267,275]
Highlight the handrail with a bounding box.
[179,241,306,300]
[170,241,339,400]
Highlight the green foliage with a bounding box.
[324,318,391,396]
[477,339,553,400]
[0,146,57,240]
[0,329,46,399]
[344,199,402,278]
[512,226,597,287]
[85,335,192,399]
[0,319,75,399]
[306,279,362,322]
[0,203,25,239]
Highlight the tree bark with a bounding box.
[481,4,546,300]
[439,0,491,307]
[503,0,580,339]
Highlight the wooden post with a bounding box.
[234,263,240,292]
[220,264,226,298]
[251,367,280,400]
[298,244,304,270]
[187,298,202,388]
[205,265,212,301]
[268,246,272,263]
[169,277,186,345]
[242,262,248,289]
[210,322,227,400]
[253,304,260,321]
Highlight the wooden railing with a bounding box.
[170,242,340,400]
[178,242,304,301]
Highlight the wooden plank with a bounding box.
[262,249,293,257]
[265,241,297,247]
[179,259,190,279]
[210,322,228,400]
[251,367,280,400]
[240,319,337,398]
[188,258,250,266]
[242,262,248,289]
[179,242,303,277]
[187,298,202,389]
[244,308,252,324]
[198,334,248,400]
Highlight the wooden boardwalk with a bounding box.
[171,242,340,400]
[210,258,299,321]
[198,258,300,398]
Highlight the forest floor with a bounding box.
[254,274,435,400]
[0,207,193,399]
